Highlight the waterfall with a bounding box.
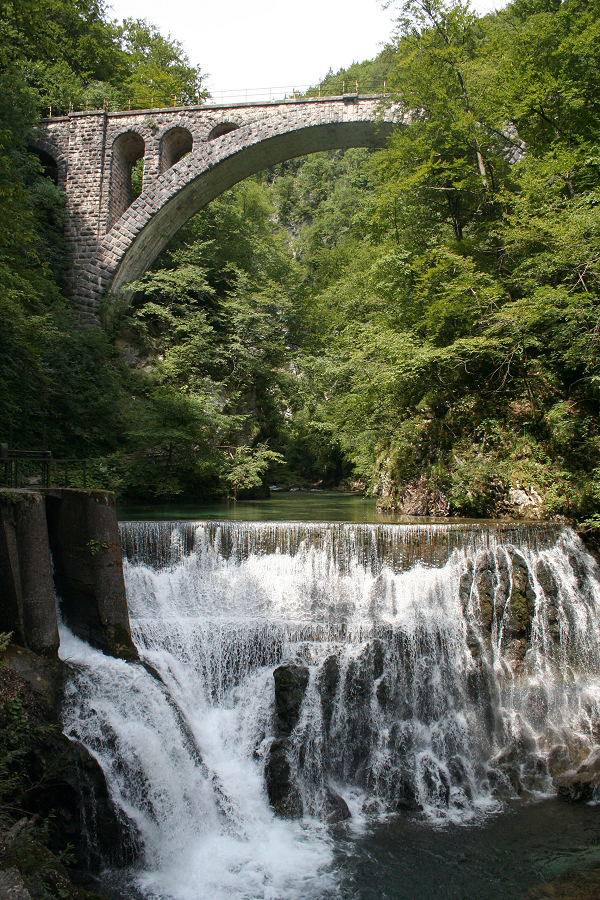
[59,521,600,899]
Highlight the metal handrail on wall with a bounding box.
[1,447,87,489]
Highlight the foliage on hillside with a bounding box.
[291,0,600,523]
[1,0,600,521]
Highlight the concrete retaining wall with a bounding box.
[0,491,59,654]
[0,488,135,658]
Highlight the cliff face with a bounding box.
[0,643,138,899]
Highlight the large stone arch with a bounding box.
[35,96,402,313]
[99,116,397,299]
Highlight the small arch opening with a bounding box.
[207,122,240,141]
[160,127,193,174]
[108,131,145,230]
[29,146,60,184]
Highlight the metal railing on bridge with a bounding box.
[48,79,392,117]
[201,80,389,105]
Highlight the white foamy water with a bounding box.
[59,521,600,899]
[60,627,336,900]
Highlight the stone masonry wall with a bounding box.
[37,96,403,315]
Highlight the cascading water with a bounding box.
[59,521,600,899]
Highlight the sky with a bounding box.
[107,0,509,102]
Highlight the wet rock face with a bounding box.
[266,663,355,823]
[486,744,549,799]
[265,664,310,818]
[459,564,473,617]
[507,552,536,640]
[536,560,561,641]
[265,738,303,818]
[318,655,340,732]
[472,550,537,642]
[0,646,137,870]
[273,664,309,735]
[474,553,495,630]
[340,653,376,783]
[394,775,422,812]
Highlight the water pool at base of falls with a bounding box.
[59,521,600,900]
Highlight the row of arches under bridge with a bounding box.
[109,121,240,230]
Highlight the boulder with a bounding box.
[496,484,544,519]
[0,868,32,900]
[323,786,351,824]
[525,867,600,899]
[555,748,600,802]
[547,739,590,780]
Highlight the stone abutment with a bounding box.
[0,488,134,658]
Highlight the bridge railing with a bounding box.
[47,80,392,118]
[202,80,390,105]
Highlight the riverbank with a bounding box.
[0,643,133,900]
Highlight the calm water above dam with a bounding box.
[59,503,600,899]
[117,491,450,524]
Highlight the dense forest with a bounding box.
[2,0,600,528]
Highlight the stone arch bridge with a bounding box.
[36,95,401,315]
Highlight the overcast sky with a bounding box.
[107,0,508,101]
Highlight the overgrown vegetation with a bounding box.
[2,0,600,523]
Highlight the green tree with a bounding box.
[222,445,284,499]
[119,18,208,109]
